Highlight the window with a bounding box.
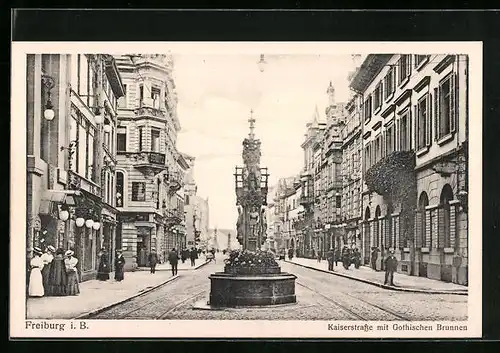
[414,55,429,68]
[185,195,190,205]
[384,66,396,99]
[151,128,161,152]
[439,185,454,249]
[132,182,146,201]
[87,128,94,180]
[374,82,383,110]
[375,135,382,163]
[399,111,411,151]
[116,172,124,207]
[398,55,411,84]
[436,74,456,140]
[385,124,395,156]
[416,94,431,150]
[70,107,96,180]
[117,131,127,152]
[139,85,144,106]
[151,86,161,109]
[363,95,372,123]
[118,84,127,108]
[335,163,341,183]
[336,195,341,209]
[138,126,144,151]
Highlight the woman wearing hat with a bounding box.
[96,247,110,281]
[40,245,55,293]
[47,248,67,296]
[114,249,126,282]
[28,247,44,297]
[64,250,80,295]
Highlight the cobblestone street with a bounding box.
[88,259,468,321]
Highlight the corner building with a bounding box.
[350,54,468,284]
[114,54,185,270]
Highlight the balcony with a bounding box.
[119,151,166,174]
[135,105,166,120]
[299,195,314,207]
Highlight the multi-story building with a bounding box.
[27,53,125,282]
[340,93,363,257]
[299,109,326,258]
[350,54,468,284]
[182,153,198,249]
[194,196,210,250]
[265,184,278,252]
[114,54,185,270]
[321,82,346,253]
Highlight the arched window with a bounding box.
[375,206,381,248]
[116,171,125,207]
[440,184,454,249]
[416,192,429,249]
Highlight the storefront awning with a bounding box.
[39,190,83,215]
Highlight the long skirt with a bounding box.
[28,268,44,297]
[41,263,51,292]
[47,259,67,296]
[114,266,124,281]
[96,262,110,281]
[66,271,80,296]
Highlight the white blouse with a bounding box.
[65,257,78,272]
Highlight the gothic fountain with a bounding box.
[205,110,297,307]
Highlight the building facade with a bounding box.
[114,54,185,270]
[340,93,364,257]
[27,53,124,283]
[350,54,468,284]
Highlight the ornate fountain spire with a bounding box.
[248,109,256,140]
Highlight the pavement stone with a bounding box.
[285,257,468,295]
[26,260,209,319]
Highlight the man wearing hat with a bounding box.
[384,249,398,286]
[148,248,159,274]
[40,245,55,293]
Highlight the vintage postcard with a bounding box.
[10,41,482,338]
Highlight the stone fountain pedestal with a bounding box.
[208,264,297,307]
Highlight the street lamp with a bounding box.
[42,74,56,121]
[257,54,267,73]
[75,217,85,228]
[85,219,94,228]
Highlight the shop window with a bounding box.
[132,182,146,201]
[116,171,124,207]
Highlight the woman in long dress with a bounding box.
[28,247,44,297]
[114,249,125,282]
[64,250,80,296]
[40,245,55,293]
[47,248,67,296]
[96,248,110,281]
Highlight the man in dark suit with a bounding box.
[384,250,398,286]
[168,248,179,276]
[148,248,158,274]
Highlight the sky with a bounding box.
[173,54,361,229]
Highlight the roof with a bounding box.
[349,54,394,92]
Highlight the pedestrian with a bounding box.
[148,248,158,274]
[353,248,361,269]
[452,252,462,284]
[47,248,67,296]
[190,247,197,267]
[288,248,294,260]
[114,249,126,282]
[168,248,179,276]
[96,247,110,281]
[334,248,341,266]
[28,247,45,297]
[317,250,322,263]
[371,247,378,271]
[40,245,55,293]
[384,250,398,286]
[181,248,187,264]
[64,250,80,296]
[326,248,335,271]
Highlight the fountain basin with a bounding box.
[209,272,297,307]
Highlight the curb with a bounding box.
[73,274,181,319]
[285,260,468,296]
[136,260,211,272]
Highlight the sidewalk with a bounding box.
[285,257,468,295]
[136,259,210,272]
[26,259,209,320]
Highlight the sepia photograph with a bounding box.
[11,42,481,338]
